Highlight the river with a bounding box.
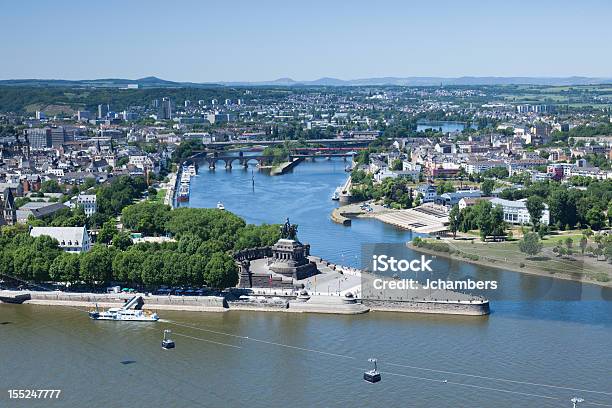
[1,158,611,408]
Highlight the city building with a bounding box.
[415,184,438,203]
[16,202,68,223]
[0,188,17,226]
[30,226,91,253]
[77,110,92,121]
[158,97,173,120]
[50,126,66,148]
[489,198,550,226]
[26,128,51,150]
[97,104,110,119]
[76,194,97,216]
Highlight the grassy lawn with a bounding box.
[427,235,611,283]
[149,189,166,203]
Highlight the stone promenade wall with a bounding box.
[364,299,490,316]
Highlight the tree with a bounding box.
[579,236,588,255]
[166,207,245,244]
[481,179,494,197]
[40,180,62,193]
[112,250,144,284]
[50,252,81,285]
[204,253,238,289]
[448,205,461,239]
[585,207,605,230]
[233,224,280,250]
[473,201,505,241]
[391,159,403,171]
[97,219,119,244]
[436,181,455,195]
[519,232,543,256]
[112,232,133,251]
[79,245,116,286]
[12,235,62,282]
[526,196,545,231]
[121,201,171,235]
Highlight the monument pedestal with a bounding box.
[269,239,318,280]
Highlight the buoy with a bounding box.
[363,358,381,383]
[162,329,175,349]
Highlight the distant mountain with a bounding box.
[1,75,611,88]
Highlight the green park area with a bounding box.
[412,232,612,286]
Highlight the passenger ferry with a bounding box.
[89,296,159,322]
[216,201,225,210]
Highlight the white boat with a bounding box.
[331,187,341,201]
[216,201,225,210]
[89,296,159,322]
[187,164,197,176]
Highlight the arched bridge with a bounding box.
[201,151,357,169]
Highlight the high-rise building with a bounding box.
[158,97,173,120]
[97,104,110,119]
[26,128,51,150]
[77,110,91,121]
[50,126,66,147]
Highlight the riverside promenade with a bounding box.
[1,290,228,312]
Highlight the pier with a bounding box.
[375,203,449,235]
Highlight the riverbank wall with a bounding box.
[7,291,228,312]
[270,158,303,175]
[364,299,490,316]
[331,208,352,226]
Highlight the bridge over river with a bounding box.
[193,151,356,169]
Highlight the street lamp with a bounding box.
[571,397,584,408]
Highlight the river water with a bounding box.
[1,159,611,408]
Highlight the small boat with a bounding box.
[162,329,175,349]
[187,164,197,176]
[331,187,341,201]
[89,296,159,322]
[364,358,381,383]
[216,201,225,210]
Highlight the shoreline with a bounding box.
[330,203,611,289]
[408,242,612,289]
[1,290,489,316]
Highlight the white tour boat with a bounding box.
[89,296,159,322]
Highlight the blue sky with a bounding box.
[1,0,611,81]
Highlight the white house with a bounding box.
[30,226,91,253]
[489,198,550,226]
[415,184,438,203]
[76,194,97,216]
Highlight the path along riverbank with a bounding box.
[0,285,489,316]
